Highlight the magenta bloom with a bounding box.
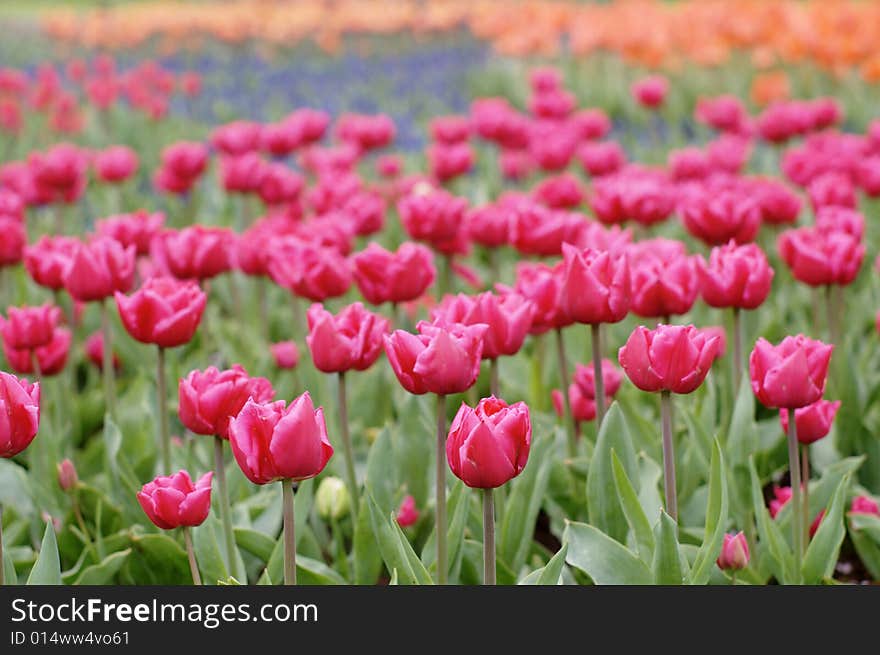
[749,335,833,409]
[306,302,390,373]
[779,399,841,445]
[179,365,274,440]
[137,470,213,529]
[431,291,533,360]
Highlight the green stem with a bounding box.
[801,444,810,549]
[732,307,743,391]
[489,358,500,398]
[214,436,239,579]
[72,495,98,562]
[825,285,840,345]
[555,328,580,458]
[337,372,359,521]
[487,247,500,288]
[482,488,496,585]
[786,410,803,582]
[282,479,296,585]
[660,390,678,522]
[591,323,606,427]
[435,393,448,585]
[438,254,452,299]
[101,299,116,419]
[183,527,202,585]
[157,347,171,472]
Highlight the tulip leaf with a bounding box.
[518,543,568,585]
[726,376,758,520]
[421,479,470,582]
[353,495,382,585]
[2,544,17,585]
[611,450,654,563]
[563,520,653,585]
[0,458,34,517]
[366,493,433,585]
[355,427,394,584]
[73,549,130,585]
[123,533,190,585]
[192,515,230,585]
[802,474,850,584]
[749,457,795,584]
[296,555,347,585]
[587,402,638,544]
[849,512,880,541]
[234,527,276,562]
[848,525,880,580]
[26,521,62,585]
[498,426,557,573]
[652,510,683,585]
[687,439,728,585]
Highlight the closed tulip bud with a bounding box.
[446,396,531,489]
[560,244,630,325]
[431,291,533,360]
[778,227,864,287]
[396,495,420,527]
[306,302,390,373]
[716,532,750,571]
[681,187,761,246]
[850,496,880,517]
[84,331,120,371]
[0,372,40,458]
[750,335,833,409]
[779,399,841,445]
[619,324,720,395]
[1,303,61,350]
[699,241,774,309]
[115,277,206,348]
[3,328,72,377]
[628,239,700,319]
[315,476,351,520]
[151,226,235,281]
[24,236,78,290]
[228,393,334,485]
[179,365,274,440]
[573,359,623,399]
[270,341,300,370]
[57,458,78,492]
[95,210,165,256]
[384,320,486,395]
[351,242,435,306]
[551,385,608,423]
[94,145,138,183]
[137,470,213,530]
[63,237,135,302]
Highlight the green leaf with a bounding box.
[124,533,189,585]
[192,516,231,585]
[727,375,758,464]
[687,439,728,585]
[73,549,130,585]
[296,555,347,585]
[802,474,850,584]
[353,495,382,585]
[27,521,62,585]
[849,527,880,580]
[234,528,275,562]
[519,544,569,585]
[563,520,652,585]
[611,450,654,562]
[0,458,33,517]
[749,457,795,584]
[849,512,880,541]
[421,480,470,581]
[499,428,556,573]
[3,541,17,585]
[652,511,683,585]
[366,494,433,585]
[587,402,638,543]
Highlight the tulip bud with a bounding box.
[779,399,841,445]
[716,532,750,571]
[57,458,78,492]
[137,470,213,530]
[315,476,351,521]
[396,495,419,527]
[749,335,833,409]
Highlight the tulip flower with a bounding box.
[84,331,120,372]
[699,241,774,386]
[137,470,213,585]
[2,328,71,377]
[716,532,750,578]
[23,236,78,291]
[179,364,273,579]
[306,301,389,514]
[385,319,485,583]
[680,187,761,246]
[779,399,840,446]
[769,486,793,519]
[229,393,333,584]
[0,304,61,351]
[94,145,138,184]
[627,239,699,321]
[57,458,78,492]
[0,371,40,586]
[551,359,623,427]
[578,141,626,178]
[396,495,420,527]
[270,341,300,370]
[150,226,235,282]
[95,210,165,256]
[446,396,531,584]
[431,291,533,396]
[268,238,352,303]
[619,324,721,520]
[0,218,25,269]
[750,334,833,572]
[351,242,436,308]
[632,75,668,109]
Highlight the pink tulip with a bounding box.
[151,226,235,281]
[115,276,206,348]
[137,470,213,529]
[63,237,135,302]
[749,335,833,409]
[619,324,720,394]
[627,239,699,319]
[560,244,630,325]
[179,365,274,439]
[0,304,61,350]
[431,291,533,360]
[396,495,420,527]
[306,302,390,373]
[0,371,40,458]
[351,242,435,306]
[779,399,841,445]
[716,532,750,571]
[698,241,774,309]
[270,341,300,370]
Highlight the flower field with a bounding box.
[0,0,879,588]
